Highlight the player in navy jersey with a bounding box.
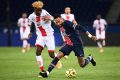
[39,14,97,78]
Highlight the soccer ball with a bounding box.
[65,68,77,78]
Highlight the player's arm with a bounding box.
[28,15,35,39]
[93,20,96,29]
[72,14,77,25]
[74,24,97,41]
[17,19,21,27]
[104,20,108,30]
[42,10,54,22]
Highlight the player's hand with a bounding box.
[42,16,51,22]
[28,32,32,39]
[91,36,97,41]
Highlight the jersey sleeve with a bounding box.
[42,9,54,20]
[17,19,21,27]
[72,14,75,20]
[104,19,107,25]
[93,20,97,28]
[75,24,87,33]
[28,14,33,26]
[64,21,87,33]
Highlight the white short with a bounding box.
[20,27,30,39]
[35,35,55,51]
[96,30,105,40]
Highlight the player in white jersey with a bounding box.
[17,13,30,53]
[93,15,107,53]
[28,1,62,73]
[61,7,77,25]
[61,7,77,59]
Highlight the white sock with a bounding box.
[102,40,106,46]
[36,56,43,67]
[46,71,49,75]
[88,56,92,61]
[23,40,28,48]
[97,42,102,49]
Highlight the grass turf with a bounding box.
[0,47,120,80]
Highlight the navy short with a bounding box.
[59,44,84,57]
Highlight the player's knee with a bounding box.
[79,62,85,68]
[57,52,64,59]
[48,50,55,58]
[49,53,55,58]
[36,46,43,56]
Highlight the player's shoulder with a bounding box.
[28,12,35,18]
[42,9,48,13]
[70,13,74,16]
[101,19,106,21]
[94,19,98,23]
[29,12,34,16]
[18,18,22,21]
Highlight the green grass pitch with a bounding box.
[0,47,120,80]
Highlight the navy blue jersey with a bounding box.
[61,20,87,46]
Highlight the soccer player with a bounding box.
[61,7,77,59]
[39,14,97,78]
[93,15,107,53]
[61,7,77,25]
[17,13,30,53]
[28,1,62,73]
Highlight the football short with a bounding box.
[20,27,30,39]
[35,35,55,51]
[59,44,84,57]
[96,30,105,40]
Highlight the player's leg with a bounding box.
[39,44,72,78]
[20,29,27,53]
[22,32,29,52]
[45,35,62,69]
[102,31,106,46]
[26,28,30,51]
[73,46,96,67]
[35,36,45,71]
[96,30,103,52]
[46,35,56,58]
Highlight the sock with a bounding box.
[36,56,44,71]
[97,41,102,49]
[47,57,59,73]
[81,56,91,68]
[23,40,27,48]
[102,40,105,46]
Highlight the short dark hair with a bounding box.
[54,14,61,19]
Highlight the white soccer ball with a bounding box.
[65,68,77,78]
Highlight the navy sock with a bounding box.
[47,57,59,73]
[81,56,91,68]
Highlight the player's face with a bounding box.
[65,7,71,14]
[54,18,63,27]
[34,8,42,16]
[97,15,101,20]
[22,13,27,18]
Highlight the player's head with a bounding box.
[97,14,101,20]
[32,0,44,16]
[22,13,27,18]
[65,7,71,14]
[54,14,64,27]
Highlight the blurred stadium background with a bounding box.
[0,0,120,47]
[0,0,120,80]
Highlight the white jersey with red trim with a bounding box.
[93,19,107,39]
[28,9,54,36]
[61,13,75,22]
[17,18,30,39]
[93,19,107,30]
